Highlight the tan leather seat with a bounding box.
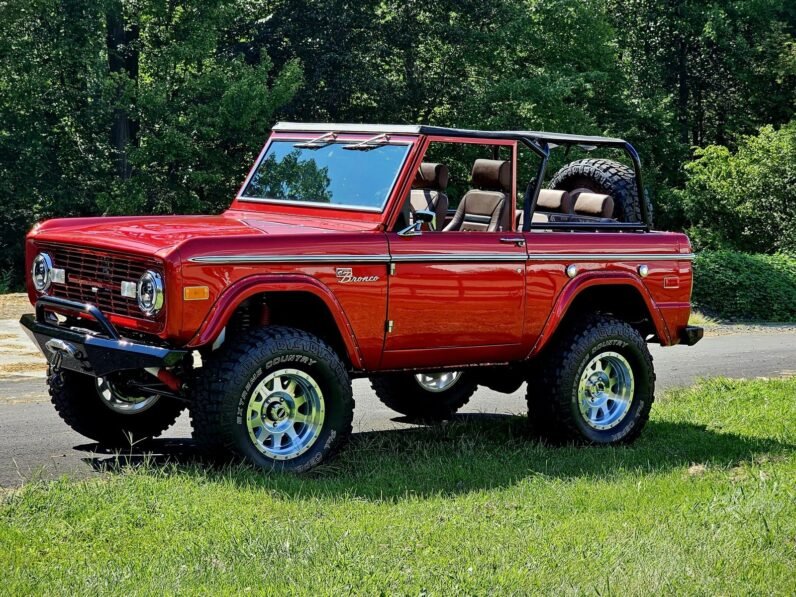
[572,192,614,218]
[444,159,511,232]
[411,162,450,228]
[516,189,573,228]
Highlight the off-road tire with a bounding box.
[550,158,653,225]
[49,368,185,447]
[190,326,353,473]
[370,372,477,421]
[527,315,655,444]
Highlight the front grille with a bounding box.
[39,242,162,321]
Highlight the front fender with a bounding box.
[529,272,671,357]
[187,273,363,368]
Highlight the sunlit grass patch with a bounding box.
[2,377,795,594]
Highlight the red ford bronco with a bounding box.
[21,123,703,471]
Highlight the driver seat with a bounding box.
[443,159,511,232]
[410,162,450,228]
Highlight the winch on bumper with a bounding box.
[20,296,187,377]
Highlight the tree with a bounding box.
[0,0,301,285]
[679,120,796,253]
[607,0,795,149]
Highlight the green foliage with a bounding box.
[0,0,795,284]
[100,1,302,215]
[0,269,13,293]
[0,0,301,286]
[680,122,796,253]
[2,377,795,593]
[693,251,796,321]
[605,0,796,226]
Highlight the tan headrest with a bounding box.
[413,162,449,191]
[573,192,614,218]
[471,159,511,193]
[536,189,574,213]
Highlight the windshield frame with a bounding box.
[235,133,416,213]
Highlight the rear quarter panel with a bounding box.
[524,231,693,353]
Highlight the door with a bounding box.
[381,231,527,369]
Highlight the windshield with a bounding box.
[240,140,412,211]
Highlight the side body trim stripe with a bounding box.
[189,253,695,265]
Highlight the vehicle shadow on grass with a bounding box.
[73,412,795,500]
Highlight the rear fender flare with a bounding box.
[188,274,363,368]
[529,272,671,357]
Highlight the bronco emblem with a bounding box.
[336,268,380,284]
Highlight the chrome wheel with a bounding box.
[96,377,160,415]
[246,368,325,461]
[415,371,462,393]
[577,351,634,431]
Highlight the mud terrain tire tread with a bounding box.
[190,326,353,472]
[49,368,185,447]
[549,158,653,225]
[370,372,477,421]
[527,315,655,444]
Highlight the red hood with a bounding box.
[29,211,376,258]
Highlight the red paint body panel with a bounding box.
[382,231,527,368]
[24,128,697,374]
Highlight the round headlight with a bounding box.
[31,253,53,292]
[137,270,164,316]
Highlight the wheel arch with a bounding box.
[529,273,671,357]
[188,274,363,368]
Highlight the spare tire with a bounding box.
[549,158,653,225]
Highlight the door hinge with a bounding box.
[386,320,394,333]
[388,262,396,275]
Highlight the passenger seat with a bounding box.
[411,162,450,229]
[444,159,511,232]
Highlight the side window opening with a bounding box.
[398,141,515,232]
[518,144,644,231]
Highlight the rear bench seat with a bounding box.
[516,189,574,227]
[572,192,614,219]
[520,191,616,228]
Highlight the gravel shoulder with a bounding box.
[0,293,29,320]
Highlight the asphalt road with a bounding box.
[1,321,795,488]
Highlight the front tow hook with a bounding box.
[45,338,77,371]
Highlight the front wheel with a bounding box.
[190,326,353,472]
[528,315,655,444]
[370,371,476,421]
[49,369,185,447]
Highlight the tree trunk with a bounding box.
[677,36,689,145]
[106,2,138,180]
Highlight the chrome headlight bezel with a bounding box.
[137,270,164,316]
[31,252,53,292]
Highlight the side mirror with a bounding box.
[398,208,437,237]
[414,209,436,231]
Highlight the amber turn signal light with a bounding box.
[183,286,209,301]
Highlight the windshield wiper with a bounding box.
[294,132,338,150]
[341,133,391,151]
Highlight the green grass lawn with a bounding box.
[2,378,795,595]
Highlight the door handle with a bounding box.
[500,237,526,247]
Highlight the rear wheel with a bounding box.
[49,368,185,447]
[190,326,353,472]
[527,315,655,444]
[550,158,653,225]
[370,371,476,421]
